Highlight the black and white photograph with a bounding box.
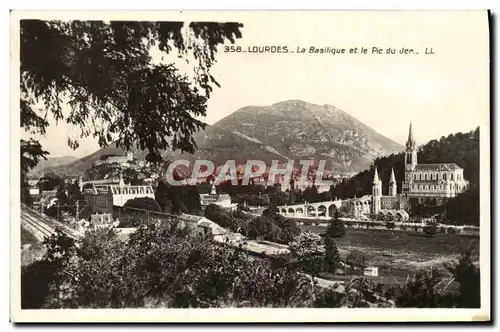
[10,10,490,322]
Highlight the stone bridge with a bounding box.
[277,200,343,219]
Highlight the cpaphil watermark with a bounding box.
[165,159,334,187]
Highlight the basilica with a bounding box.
[401,123,469,199]
[370,123,469,216]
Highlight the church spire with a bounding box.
[390,168,396,183]
[406,122,416,149]
[389,167,397,196]
[210,181,217,195]
[373,167,380,184]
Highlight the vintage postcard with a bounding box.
[10,10,490,322]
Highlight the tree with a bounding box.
[445,249,480,308]
[324,236,340,274]
[66,180,90,220]
[38,173,63,192]
[423,222,437,237]
[386,222,396,230]
[21,230,77,309]
[325,218,345,238]
[391,268,454,308]
[20,173,33,206]
[313,287,344,308]
[289,232,325,298]
[204,204,224,221]
[154,179,173,213]
[203,204,239,231]
[21,20,244,173]
[21,139,49,203]
[182,185,202,214]
[22,220,314,308]
[346,250,369,274]
[262,205,279,218]
[124,197,161,212]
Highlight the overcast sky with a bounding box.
[22,11,489,158]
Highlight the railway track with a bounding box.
[21,205,83,241]
[21,210,55,242]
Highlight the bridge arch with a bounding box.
[328,204,337,217]
[307,205,317,218]
[317,205,327,217]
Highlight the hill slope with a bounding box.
[206,100,402,171]
[28,156,79,177]
[38,100,403,176]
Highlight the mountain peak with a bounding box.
[40,100,404,176]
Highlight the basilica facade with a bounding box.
[370,122,469,216]
[401,123,469,199]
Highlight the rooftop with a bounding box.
[414,163,462,172]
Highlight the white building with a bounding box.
[199,182,236,210]
[402,122,469,198]
[178,213,241,243]
[364,266,379,277]
[83,172,154,214]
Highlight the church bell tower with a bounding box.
[389,168,397,197]
[371,167,382,215]
[405,122,418,172]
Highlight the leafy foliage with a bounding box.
[386,222,396,230]
[154,179,173,213]
[21,222,315,308]
[444,185,479,225]
[203,204,242,232]
[345,250,369,273]
[423,222,437,237]
[246,207,300,244]
[325,215,346,238]
[20,20,243,172]
[154,180,201,215]
[124,197,162,212]
[324,236,340,274]
[387,249,480,308]
[444,249,480,308]
[289,232,325,279]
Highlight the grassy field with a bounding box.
[300,225,479,279]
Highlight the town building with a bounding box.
[401,123,469,199]
[83,172,154,214]
[199,182,236,210]
[93,152,134,167]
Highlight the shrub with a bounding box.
[386,222,396,230]
[326,219,346,238]
[439,226,447,233]
[413,225,420,232]
[400,224,407,231]
[346,250,369,273]
[447,227,457,235]
[423,223,437,237]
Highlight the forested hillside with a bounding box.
[330,128,480,225]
